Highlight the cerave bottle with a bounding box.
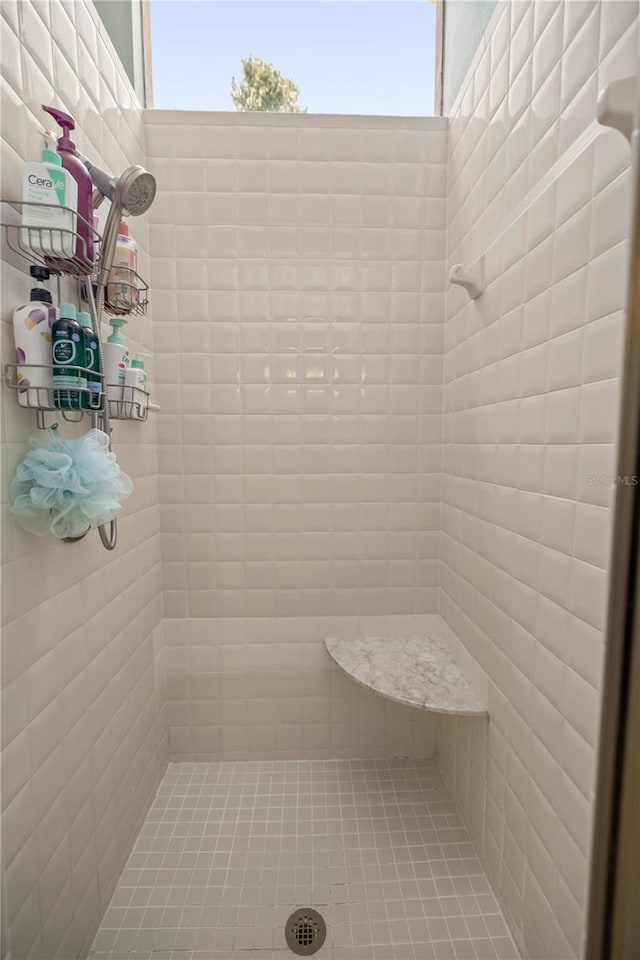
[20,143,78,259]
[123,353,149,414]
[52,303,86,409]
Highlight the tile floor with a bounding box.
[90,759,519,960]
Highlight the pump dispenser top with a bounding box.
[107,317,128,342]
[42,106,76,152]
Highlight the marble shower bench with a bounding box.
[325,620,487,717]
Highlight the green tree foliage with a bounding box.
[231,56,306,113]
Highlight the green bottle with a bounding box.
[52,303,86,409]
[77,311,102,410]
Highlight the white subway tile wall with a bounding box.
[2,1,638,958]
[439,1,637,958]
[145,112,447,762]
[0,3,167,958]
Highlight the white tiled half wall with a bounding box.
[145,111,448,763]
[438,1,638,958]
[1,3,167,959]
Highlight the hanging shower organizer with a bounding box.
[1,199,101,277]
[104,266,149,316]
[4,361,102,429]
[108,383,150,421]
[1,199,151,426]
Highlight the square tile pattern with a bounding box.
[439,1,638,957]
[90,759,518,960]
[147,111,447,629]
[1,2,166,959]
[2,1,639,959]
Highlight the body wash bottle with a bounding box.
[42,106,95,270]
[12,266,58,406]
[103,317,129,402]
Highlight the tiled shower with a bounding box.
[148,111,448,761]
[1,2,639,960]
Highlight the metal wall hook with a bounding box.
[62,528,90,543]
[98,520,118,550]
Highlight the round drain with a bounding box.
[285,908,326,956]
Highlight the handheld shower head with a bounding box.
[83,160,157,216]
[114,166,157,216]
[79,159,157,289]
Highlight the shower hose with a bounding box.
[70,274,118,551]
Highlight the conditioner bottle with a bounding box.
[77,311,102,410]
[12,266,57,407]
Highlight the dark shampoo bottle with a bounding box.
[52,303,86,409]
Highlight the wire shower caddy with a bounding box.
[1,199,151,426]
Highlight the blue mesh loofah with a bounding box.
[10,428,133,539]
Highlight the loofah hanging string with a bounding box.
[10,428,133,540]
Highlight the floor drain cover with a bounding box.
[285,908,327,956]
